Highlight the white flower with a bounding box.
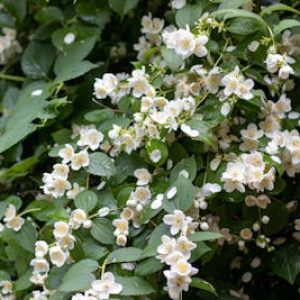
[128,68,151,98]
[53,221,69,239]
[42,177,72,198]
[30,258,49,274]
[6,216,25,232]
[149,149,162,163]
[156,235,176,262]
[221,162,245,193]
[66,182,84,200]
[4,204,16,222]
[221,102,231,116]
[181,124,199,138]
[49,246,67,267]
[58,144,75,164]
[78,128,104,150]
[202,183,221,196]
[176,236,197,258]
[248,40,259,52]
[113,218,129,236]
[52,163,69,180]
[35,241,48,258]
[91,272,122,299]
[194,35,208,58]
[165,28,195,59]
[221,66,240,97]
[163,210,186,235]
[98,207,110,217]
[265,53,295,79]
[94,78,109,99]
[236,79,254,100]
[71,209,87,228]
[171,0,186,9]
[163,270,193,299]
[71,150,90,170]
[171,258,195,276]
[134,168,152,185]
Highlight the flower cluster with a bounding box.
[1,204,25,232]
[156,210,198,300]
[72,272,122,300]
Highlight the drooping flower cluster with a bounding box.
[1,204,25,232]
[156,210,198,300]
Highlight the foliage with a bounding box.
[0,0,300,299]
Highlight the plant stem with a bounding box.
[0,73,26,82]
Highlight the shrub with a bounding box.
[0,0,300,299]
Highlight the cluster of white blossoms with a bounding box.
[265,50,295,80]
[41,126,108,198]
[30,208,91,286]
[156,210,198,300]
[72,272,122,300]
[221,152,275,193]
[1,204,24,232]
[163,27,208,59]
[112,168,153,246]
[134,13,164,60]
[29,6,300,300]
[0,27,22,65]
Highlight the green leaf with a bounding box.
[146,139,169,166]
[35,6,64,23]
[219,0,248,9]
[74,190,98,213]
[227,17,260,35]
[271,244,300,284]
[0,157,38,180]
[55,60,97,82]
[175,3,203,28]
[211,9,268,33]
[46,265,70,290]
[3,222,37,253]
[3,0,26,22]
[109,0,139,17]
[185,119,217,145]
[21,42,56,79]
[274,19,300,36]
[191,278,217,296]
[163,175,196,213]
[260,4,300,16]
[189,231,223,242]
[190,241,211,263]
[263,200,288,235]
[14,269,32,291]
[58,259,98,292]
[161,48,184,71]
[0,81,56,153]
[87,152,116,177]
[76,2,111,30]
[107,247,143,263]
[170,156,197,182]
[91,218,115,245]
[141,223,169,258]
[115,276,155,296]
[84,109,114,124]
[135,257,163,276]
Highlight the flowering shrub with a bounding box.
[1,0,300,299]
